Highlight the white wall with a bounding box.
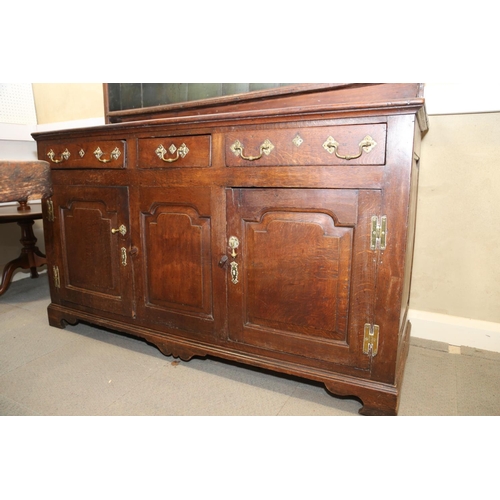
[424,83,500,115]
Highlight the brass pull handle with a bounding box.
[94,147,121,163]
[155,143,189,163]
[228,236,239,258]
[111,224,127,236]
[230,139,274,161]
[322,135,377,160]
[47,148,70,163]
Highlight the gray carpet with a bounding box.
[1,274,500,416]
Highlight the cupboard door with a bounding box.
[136,187,216,337]
[226,188,380,370]
[51,185,133,317]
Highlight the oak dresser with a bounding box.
[33,83,428,415]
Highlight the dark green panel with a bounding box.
[249,83,280,92]
[187,83,222,101]
[165,83,188,104]
[142,84,170,108]
[107,83,297,112]
[120,83,143,110]
[107,84,121,112]
[222,83,250,95]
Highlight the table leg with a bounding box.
[0,219,47,296]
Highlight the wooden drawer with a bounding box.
[42,140,126,169]
[138,135,211,168]
[225,123,386,167]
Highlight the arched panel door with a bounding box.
[136,187,217,339]
[226,188,381,372]
[50,185,133,317]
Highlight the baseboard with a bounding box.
[409,309,500,353]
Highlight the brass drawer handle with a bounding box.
[323,135,377,160]
[47,148,70,163]
[94,146,121,163]
[155,143,189,163]
[230,139,274,161]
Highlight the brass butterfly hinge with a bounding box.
[53,266,60,288]
[363,324,379,357]
[370,215,387,250]
[46,199,54,222]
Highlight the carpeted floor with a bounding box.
[1,275,499,416]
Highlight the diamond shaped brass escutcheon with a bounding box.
[292,134,303,147]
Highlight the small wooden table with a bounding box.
[0,204,46,296]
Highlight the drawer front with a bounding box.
[225,123,386,167]
[43,140,126,169]
[138,135,211,168]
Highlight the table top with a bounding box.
[0,204,43,223]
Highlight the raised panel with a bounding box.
[142,206,212,316]
[63,202,119,294]
[245,213,352,340]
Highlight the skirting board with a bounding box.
[409,309,500,353]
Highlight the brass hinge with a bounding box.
[46,199,54,222]
[370,215,387,250]
[53,265,60,288]
[363,323,379,357]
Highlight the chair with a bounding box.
[0,160,52,296]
